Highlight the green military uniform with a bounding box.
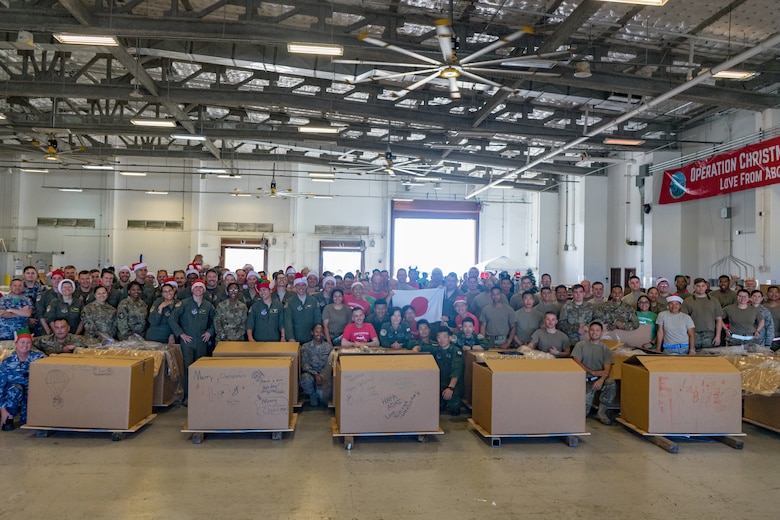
[593,301,639,331]
[33,333,95,355]
[81,301,117,340]
[73,287,95,305]
[313,291,331,312]
[168,297,215,398]
[378,323,414,349]
[215,299,248,341]
[146,298,176,343]
[246,299,285,341]
[44,296,83,334]
[116,297,149,340]
[243,288,261,307]
[34,288,57,335]
[204,287,221,307]
[558,301,593,345]
[283,295,322,343]
[108,287,127,308]
[421,344,464,413]
[454,331,488,350]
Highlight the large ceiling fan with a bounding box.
[337,18,568,100]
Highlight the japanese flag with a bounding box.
[391,287,445,323]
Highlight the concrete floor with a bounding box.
[1,406,778,520]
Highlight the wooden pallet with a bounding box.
[331,417,443,450]
[22,413,157,441]
[468,418,588,448]
[182,413,298,444]
[743,417,780,434]
[616,417,745,453]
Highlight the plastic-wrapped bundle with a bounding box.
[732,354,780,396]
[697,344,774,357]
[517,345,555,359]
[472,351,525,363]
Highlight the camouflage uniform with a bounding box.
[145,298,176,343]
[168,297,215,397]
[558,301,593,345]
[246,299,285,341]
[0,294,33,341]
[421,344,464,413]
[44,297,84,334]
[592,301,639,331]
[215,299,248,341]
[116,297,149,340]
[300,338,334,405]
[33,333,95,355]
[81,301,117,340]
[0,349,46,424]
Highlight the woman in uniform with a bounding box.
[81,285,117,340]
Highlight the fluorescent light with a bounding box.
[145,190,168,195]
[59,188,83,192]
[313,195,333,199]
[424,177,442,181]
[603,138,646,146]
[492,184,514,189]
[712,70,758,80]
[119,171,147,176]
[45,154,59,161]
[298,126,340,134]
[217,174,242,179]
[0,114,6,120]
[198,168,228,174]
[54,33,119,46]
[308,172,336,178]
[83,164,114,170]
[311,178,334,183]
[287,43,343,56]
[596,0,669,6]
[171,134,207,141]
[131,118,177,128]
[231,192,251,197]
[20,168,49,173]
[393,198,413,202]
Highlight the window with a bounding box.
[320,240,364,276]
[391,200,479,276]
[220,238,268,273]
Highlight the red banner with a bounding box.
[659,135,780,204]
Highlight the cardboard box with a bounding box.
[621,356,742,434]
[472,358,586,435]
[601,324,653,349]
[463,349,521,405]
[213,342,301,404]
[743,395,780,430]
[188,356,293,430]
[335,354,439,434]
[27,356,154,429]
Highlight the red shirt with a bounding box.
[344,295,370,314]
[342,323,377,343]
[455,312,480,331]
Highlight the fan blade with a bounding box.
[359,34,441,66]
[392,70,442,99]
[434,19,456,64]
[466,67,560,78]
[459,26,535,65]
[333,59,436,69]
[392,166,429,177]
[458,69,517,93]
[348,67,441,84]
[469,51,572,68]
[448,76,461,100]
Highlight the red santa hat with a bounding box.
[186,264,200,276]
[163,277,178,288]
[191,280,206,290]
[50,269,66,279]
[293,273,307,286]
[286,266,296,275]
[132,262,148,272]
[117,265,131,274]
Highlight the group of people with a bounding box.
[2,259,779,430]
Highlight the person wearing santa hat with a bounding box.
[42,278,84,336]
[131,262,157,306]
[306,271,320,296]
[168,279,215,401]
[246,281,286,342]
[243,271,261,306]
[285,266,297,286]
[272,271,294,305]
[33,269,64,335]
[284,274,321,344]
[1,330,46,431]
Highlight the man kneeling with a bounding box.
[571,322,616,425]
[1,331,45,430]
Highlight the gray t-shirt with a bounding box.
[571,341,613,372]
[682,295,723,332]
[656,311,695,345]
[514,308,543,343]
[722,305,762,336]
[531,328,571,353]
[480,303,518,336]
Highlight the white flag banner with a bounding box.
[391,287,445,323]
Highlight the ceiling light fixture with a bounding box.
[298,126,341,134]
[119,171,147,176]
[130,118,177,128]
[492,184,514,189]
[711,70,758,80]
[20,168,49,173]
[0,114,6,121]
[392,198,414,202]
[59,188,83,192]
[596,0,669,6]
[82,164,114,170]
[573,61,592,78]
[171,134,207,141]
[313,195,333,199]
[197,168,228,174]
[145,190,168,195]
[231,192,251,197]
[310,178,334,183]
[308,172,336,178]
[45,154,59,161]
[287,43,344,56]
[54,34,119,46]
[217,174,242,179]
[16,30,34,48]
[603,138,646,146]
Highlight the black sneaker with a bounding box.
[449,409,461,417]
[2,418,14,431]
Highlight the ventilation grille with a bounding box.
[127,220,184,230]
[314,225,369,235]
[217,222,274,232]
[37,217,95,228]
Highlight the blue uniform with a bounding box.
[0,350,45,424]
[0,294,33,340]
